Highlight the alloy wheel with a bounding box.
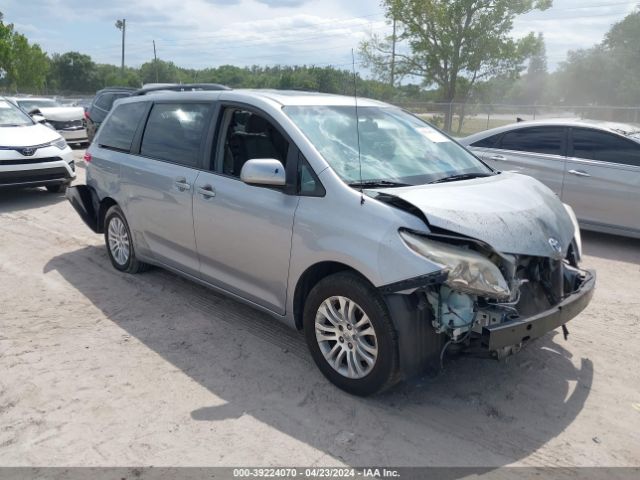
[107,217,130,266]
[315,296,378,379]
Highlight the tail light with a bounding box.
[83,152,92,163]
[84,109,90,120]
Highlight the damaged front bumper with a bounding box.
[482,269,596,351]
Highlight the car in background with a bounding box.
[461,119,640,239]
[85,84,231,143]
[67,90,594,396]
[9,97,88,146]
[85,87,137,143]
[0,97,75,193]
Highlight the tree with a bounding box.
[361,0,552,130]
[11,33,49,91]
[49,51,99,93]
[139,58,180,84]
[554,9,640,108]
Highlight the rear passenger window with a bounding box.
[471,134,501,148]
[98,102,148,152]
[572,128,640,167]
[499,127,564,156]
[141,103,212,167]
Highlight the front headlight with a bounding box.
[51,137,67,150]
[399,231,510,300]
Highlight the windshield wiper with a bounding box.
[430,173,494,185]
[348,180,410,189]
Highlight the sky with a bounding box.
[2,0,638,74]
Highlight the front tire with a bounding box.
[104,205,149,274]
[303,272,400,396]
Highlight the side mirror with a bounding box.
[240,159,286,187]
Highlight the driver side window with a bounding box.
[218,108,289,177]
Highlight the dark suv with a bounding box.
[85,87,136,143]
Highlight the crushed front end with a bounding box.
[385,230,595,371]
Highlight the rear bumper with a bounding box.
[482,269,596,351]
[59,128,88,143]
[66,184,100,232]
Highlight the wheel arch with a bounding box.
[292,261,374,331]
[97,196,118,233]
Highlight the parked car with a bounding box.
[0,97,75,193]
[85,87,137,143]
[85,84,229,143]
[67,90,595,396]
[9,97,88,146]
[461,119,640,239]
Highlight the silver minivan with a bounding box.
[67,90,595,396]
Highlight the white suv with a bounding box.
[0,97,75,193]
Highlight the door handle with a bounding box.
[197,185,216,198]
[568,169,592,178]
[174,178,191,191]
[490,154,507,162]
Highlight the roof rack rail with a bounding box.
[133,83,231,96]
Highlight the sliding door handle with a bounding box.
[174,178,191,191]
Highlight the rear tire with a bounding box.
[104,205,149,274]
[303,272,400,396]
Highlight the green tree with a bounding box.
[11,33,49,91]
[361,0,552,130]
[554,9,640,108]
[139,58,182,84]
[49,51,99,93]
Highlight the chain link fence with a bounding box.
[394,102,640,137]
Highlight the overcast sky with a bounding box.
[3,0,638,74]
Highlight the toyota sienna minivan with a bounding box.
[67,89,595,396]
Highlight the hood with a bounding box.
[0,124,60,147]
[375,172,575,258]
[37,107,84,121]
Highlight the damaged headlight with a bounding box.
[399,230,511,300]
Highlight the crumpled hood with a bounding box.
[37,107,84,121]
[375,172,575,258]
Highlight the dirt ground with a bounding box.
[0,150,639,468]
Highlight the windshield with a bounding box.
[0,99,34,127]
[285,106,491,186]
[17,99,61,111]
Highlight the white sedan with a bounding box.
[0,97,76,193]
[9,97,88,145]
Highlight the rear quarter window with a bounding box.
[98,102,148,152]
[471,134,501,148]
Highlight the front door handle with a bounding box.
[568,169,592,178]
[490,154,507,162]
[197,185,216,199]
[174,178,191,191]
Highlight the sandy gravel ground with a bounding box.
[0,151,639,468]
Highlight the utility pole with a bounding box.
[153,40,159,83]
[115,19,126,79]
[390,17,397,88]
